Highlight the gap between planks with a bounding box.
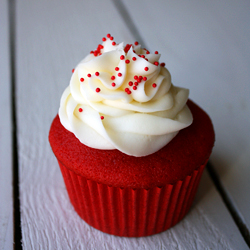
[113,0,250,247]
[8,0,22,248]
[206,162,250,247]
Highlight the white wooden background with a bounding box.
[1,0,250,249]
[0,0,13,249]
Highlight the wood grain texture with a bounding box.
[0,0,13,249]
[16,0,248,249]
[121,0,250,233]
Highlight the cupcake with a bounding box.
[49,34,215,237]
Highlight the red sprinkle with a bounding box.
[141,55,145,58]
[72,69,75,73]
[95,72,99,76]
[134,41,139,45]
[120,55,125,60]
[118,73,122,77]
[133,86,137,90]
[87,73,91,77]
[107,33,111,38]
[112,41,116,45]
[152,83,157,88]
[128,81,133,86]
[127,90,131,95]
[102,37,106,42]
[134,82,138,86]
[125,88,129,92]
[80,78,84,82]
[154,61,159,66]
[134,75,138,80]
[124,44,132,53]
[146,51,150,54]
[110,36,114,40]
[100,116,104,120]
[144,67,149,71]
[90,51,94,54]
[79,108,83,112]
[143,77,147,81]
[115,67,119,71]
[96,88,101,92]
[160,62,166,67]
[125,59,130,64]
[111,82,116,87]
[137,79,141,83]
[155,51,159,54]
[139,76,143,80]
[111,75,115,80]
[132,57,136,61]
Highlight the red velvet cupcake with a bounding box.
[49,35,215,237]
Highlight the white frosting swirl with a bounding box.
[59,38,193,156]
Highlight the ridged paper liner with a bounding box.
[58,161,206,237]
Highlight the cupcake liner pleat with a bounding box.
[58,160,207,237]
[178,169,198,221]
[172,175,192,226]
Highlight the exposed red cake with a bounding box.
[49,100,214,188]
[49,99,214,236]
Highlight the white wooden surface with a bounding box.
[1,0,247,249]
[121,0,250,231]
[0,0,13,249]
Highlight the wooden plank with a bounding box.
[0,0,13,249]
[121,0,250,239]
[16,0,248,249]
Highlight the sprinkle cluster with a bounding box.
[73,34,166,119]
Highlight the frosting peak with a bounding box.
[59,35,193,156]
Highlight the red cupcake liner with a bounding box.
[58,160,206,237]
